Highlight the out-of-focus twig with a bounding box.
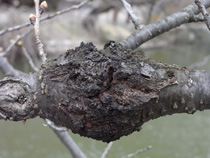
[195,0,210,30]
[146,0,156,24]
[0,28,33,57]
[121,146,152,158]
[22,47,39,72]
[0,0,90,36]
[101,142,114,158]
[0,29,33,78]
[42,0,89,21]
[120,0,143,30]
[0,57,20,77]
[0,23,31,36]
[0,112,7,120]
[188,54,210,69]
[46,119,87,158]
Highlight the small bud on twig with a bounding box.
[17,41,23,46]
[29,14,36,25]
[39,1,48,14]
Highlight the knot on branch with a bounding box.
[37,42,178,142]
[0,79,36,121]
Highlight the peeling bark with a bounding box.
[0,42,210,142]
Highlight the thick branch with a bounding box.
[1,42,210,143]
[120,0,210,49]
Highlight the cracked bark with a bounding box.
[0,42,210,142]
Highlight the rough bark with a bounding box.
[0,42,210,142]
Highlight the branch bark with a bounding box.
[1,42,210,143]
[120,0,210,49]
[195,0,210,30]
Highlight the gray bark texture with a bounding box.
[120,0,210,49]
[0,41,209,142]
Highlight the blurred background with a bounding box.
[1,0,210,158]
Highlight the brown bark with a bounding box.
[0,42,210,142]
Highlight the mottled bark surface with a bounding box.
[0,42,210,142]
[34,42,210,142]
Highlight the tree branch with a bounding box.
[46,119,87,158]
[122,146,152,158]
[0,29,32,79]
[120,0,143,30]
[0,42,209,142]
[120,0,210,50]
[0,57,19,77]
[22,47,39,72]
[146,0,156,24]
[33,0,47,63]
[1,0,210,146]
[0,28,33,57]
[0,0,89,36]
[101,142,113,158]
[195,0,210,30]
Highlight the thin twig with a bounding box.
[42,0,89,21]
[122,146,152,158]
[0,23,31,36]
[120,0,143,30]
[0,29,32,77]
[46,119,87,158]
[0,112,7,120]
[0,0,89,36]
[34,0,47,63]
[22,47,39,72]
[188,54,210,69]
[0,57,19,77]
[146,0,156,24]
[195,0,210,30]
[0,28,33,57]
[101,142,114,158]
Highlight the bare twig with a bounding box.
[120,0,210,50]
[146,0,156,24]
[42,0,89,21]
[0,112,7,120]
[0,23,31,36]
[0,29,33,57]
[122,146,152,158]
[46,119,87,158]
[101,142,114,158]
[188,54,210,69]
[120,0,143,30]
[33,0,47,63]
[0,29,32,78]
[195,0,210,30]
[0,0,89,36]
[0,57,19,77]
[22,47,39,72]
